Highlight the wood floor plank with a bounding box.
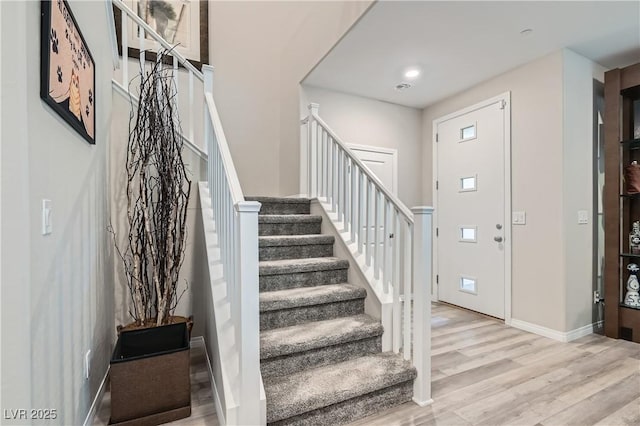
[539,373,640,425]
[594,397,640,426]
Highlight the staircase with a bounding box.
[247,196,417,425]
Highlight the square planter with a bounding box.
[109,322,191,425]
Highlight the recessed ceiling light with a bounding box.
[395,82,411,91]
[520,28,533,36]
[404,69,421,79]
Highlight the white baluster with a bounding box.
[351,166,358,243]
[358,169,365,254]
[121,10,128,87]
[138,23,144,72]
[383,200,391,294]
[337,149,343,220]
[189,70,194,143]
[374,188,380,280]
[403,220,412,360]
[393,210,401,353]
[365,179,371,267]
[344,156,350,232]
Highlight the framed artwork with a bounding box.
[113,0,209,69]
[40,0,96,145]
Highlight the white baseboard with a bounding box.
[83,365,110,426]
[510,319,599,343]
[192,336,226,426]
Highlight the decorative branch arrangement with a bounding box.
[114,49,192,327]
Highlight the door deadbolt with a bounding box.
[496,224,503,230]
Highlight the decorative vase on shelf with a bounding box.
[624,161,640,194]
[624,263,640,308]
[630,221,640,254]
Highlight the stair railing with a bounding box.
[110,0,206,160]
[301,103,433,406]
[203,67,263,424]
[110,1,263,423]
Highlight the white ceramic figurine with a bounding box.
[624,263,640,308]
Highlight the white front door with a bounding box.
[435,94,510,319]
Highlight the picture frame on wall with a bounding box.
[113,0,209,70]
[40,0,96,145]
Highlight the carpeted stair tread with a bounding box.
[264,352,416,423]
[259,215,321,224]
[259,234,334,247]
[246,197,311,215]
[260,284,365,312]
[246,196,311,204]
[259,257,349,276]
[260,314,382,359]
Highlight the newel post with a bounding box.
[235,200,264,425]
[307,103,319,198]
[203,65,214,187]
[411,206,434,406]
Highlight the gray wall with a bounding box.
[302,85,423,207]
[1,1,115,424]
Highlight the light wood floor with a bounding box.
[348,303,640,426]
[95,303,640,425]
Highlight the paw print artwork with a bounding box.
[57,66,63,83]
[50,28,59,54]
[88,89,93,105]
[85,105,90,117]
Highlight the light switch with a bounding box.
[578,210,589,224]
[512,211,526,225]
[42,199,52,235]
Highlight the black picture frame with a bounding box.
[40,0,96,145]
[112,0,209,71]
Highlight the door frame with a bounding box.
[432,92,512,324]
[348,143,399,195]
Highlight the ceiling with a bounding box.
[303,1,640,109]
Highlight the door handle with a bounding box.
[494,236,503,243]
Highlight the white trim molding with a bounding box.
[510,319,600,342]
[82,366,110,426]
[347,143,399,196]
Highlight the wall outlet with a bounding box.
[578,210,589,224]
[84,350,91,380]
[512,211,526,225]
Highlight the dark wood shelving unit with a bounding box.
[604,62,640,343]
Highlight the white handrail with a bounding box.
[112,0,203,80]
[203,66,264,425]
[204,92,244,204]
[311,113,414,223]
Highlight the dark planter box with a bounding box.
[109,322,191,425]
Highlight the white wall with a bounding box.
[422,49,606,334]
[209,1,373,197]
[562,50,606,331]
[301,85,423,207]
[423,51,566,332]
[1,1,115,424]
